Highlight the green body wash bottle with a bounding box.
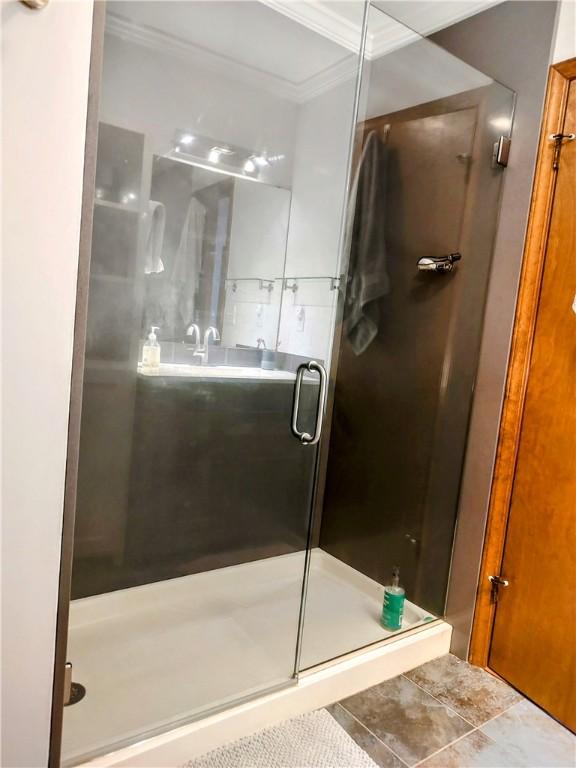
[382,566,405,631]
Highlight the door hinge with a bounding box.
[493,136,511,168]
[63,662,73,705]
[549,132,575,170]
[488,574,510,603]
[63,661,86,706]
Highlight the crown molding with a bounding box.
[298,55,359,101]
[106,13,357,104]
[258,0,420,60]
[259,0,365,54]
[369,19,418,58]
[106,14,301,102]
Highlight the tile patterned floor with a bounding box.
[327,654,576,767]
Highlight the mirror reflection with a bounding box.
[140,156,290,371]
[86,0,363,383]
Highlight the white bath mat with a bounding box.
[183,709,379,768]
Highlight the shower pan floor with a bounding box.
[63,549,434,764]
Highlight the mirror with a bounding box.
[142,156,290,353]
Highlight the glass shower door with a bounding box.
[60,2,366,764]
[300,5,515,669]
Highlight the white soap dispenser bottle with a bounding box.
[142,325,161,374]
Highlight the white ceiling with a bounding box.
[106,0,504,102]
[109,1,354,86]
[371,1,504,38]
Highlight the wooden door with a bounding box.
[488,78,576,731]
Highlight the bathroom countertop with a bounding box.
[137,362,297,382]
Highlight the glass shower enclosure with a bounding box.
[56,2,515,765]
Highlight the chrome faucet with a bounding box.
[185,323,201,346]
[196,326,220,365]
[204,326,220,346]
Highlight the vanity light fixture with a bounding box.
[168,133,280,182]
[209,146,234,164]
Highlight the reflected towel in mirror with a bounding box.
[143,200,166,275]
[171,195,206,330]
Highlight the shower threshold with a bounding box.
[63,549,450,767]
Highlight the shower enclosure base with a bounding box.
[64,550,450,767]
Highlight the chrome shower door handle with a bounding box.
[290,360,328,446]
[291,364,311,443]
[307,360,328,446]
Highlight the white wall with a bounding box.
[280,76,359,362]
[552,0,576,62]
[222,183,290,350]
[1,1,93,765]
[227,183,291,280]
[284,78,358,280]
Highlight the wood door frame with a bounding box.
[469,57,576,668]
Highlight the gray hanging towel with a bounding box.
[171,196,206,331]
[344,129,390,355]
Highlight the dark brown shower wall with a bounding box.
[319,81,512,616]
[72,376,319,598]
[319,105,475,616]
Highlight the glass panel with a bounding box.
[299,5,515,669]
[62,2,365,763]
